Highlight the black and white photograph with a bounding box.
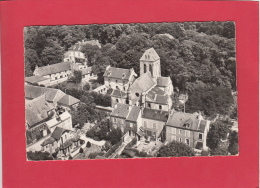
[24,22,238,161]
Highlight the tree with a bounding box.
[27,151,53,161]
[86,141,91,148]
[73,70,82,84]
[207,119,230,150]
[201,150,209,156]
[106,128,122,145]
[228,131,238,155]
[157,141,195,157]
[83,83,90,91]
[210,147,228,156]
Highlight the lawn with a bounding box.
[74,144,102,160]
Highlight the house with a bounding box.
[104,66,137,91]
[25,75,50,86]
[165,111,210,150]
[41,127,81,157]
[111,89,127,108]
[81,67,96,83]
[139,108,169,141]
[110,104,142,138]
[33,62,72,85]
[25,95,55,146]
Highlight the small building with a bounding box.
[81,67,96,83]
[165,112,210,150]
[25,75,50,86]
[111,89,128,108]
[104,66,137,91]
[33,62,72,86]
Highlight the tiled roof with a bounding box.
[126,106,141,122]
[41,137,55,146]
[57,95,80,106]
[154,95,168,105]
[104,66,133,80]
[157,77,171,87]
[140,48,160,61]
[25,76,49,84]
[111,89,127,98]
[25,95,54,127]
[59,139,73,150]
[51,127,69,140]
[130,72,156,93]
[166,112,206,132]
[81,67,92,75]
[35,62,71,76]
[142,108,168,122]
[147,87,165,100]
[25,85,65,102]
[110,104,130,118]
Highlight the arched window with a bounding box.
[135,93,139,97]
[144,64,147,73]
[149,64,153,76]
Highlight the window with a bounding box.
[116,99,119,103]
[108,79,111,82]
[116,86,119,89]
[199,133,203,140]
[144,121,147,128]
[185,130,190,137]
[135,93,139,97]
[130,123,133,128]
[123,87,126,91]
[55,77,57,80]
[114,118,117,123]
[171,128,176,134]
[144,64,147,73]
[179,129,182,134]
[186,139,190,145]
[147,103,151,108]
[153,123,156,129]
[123,81,125,85]
[171,135,176,141]
[126,100,129,104]
[116,80,118,83]
[179,138,182,142]
[159,105,162,110]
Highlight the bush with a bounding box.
[157,141,195,157]
[27,151,53,161]
[210,147,228,156]
[79,147,84,153]
[201,150,209,156]
[86,141,91,148]
[83,83,90,91]
[89,152,104,159]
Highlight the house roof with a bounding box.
[25,95,54,127]
[140,48,160,61]
[103,66,133,80]
[45,111,72,130]
[110,104,130,118]
[111,89,127,98]
[41,137,55,146]
[154,95,168,105]
[81,67,92,75]
[166,112,207,132]
[57,94,80,106]
[142,108,168,122]
[25,85,65,102]
[51,127,69,140]
[157,77,172,87]
[35,62,71,76]
[25,75,49,84]
[130,72,156,93]
[126,106,141,122]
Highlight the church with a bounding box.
[105,48,174,112]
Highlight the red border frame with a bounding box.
[1,1,259,187]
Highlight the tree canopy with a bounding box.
[157,141,195,157]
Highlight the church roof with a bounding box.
[25,75,49,84]
[157,77,172,87]
[35,62,71,76]
[25,95,54,127]
[130,72,156,93]
[103,66,133,80]
[111,89,127,98]
[57,95,80,106]
[25,85,65,102]
[140,48,160,61]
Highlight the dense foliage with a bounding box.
[228,131,239,155]
[27,151,53,161]
[157,141,195,157]
[25,22,236,117]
